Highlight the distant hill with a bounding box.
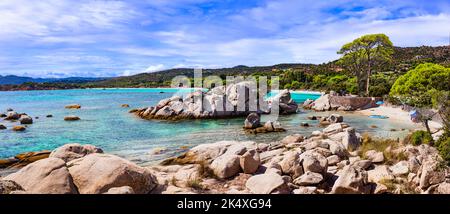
[0,75,106,85]
[1,45,448,91]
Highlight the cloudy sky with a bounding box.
[0,0,449,78]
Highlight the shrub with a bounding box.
[435,130,450,166]
[359,133,405,164]
[409,130,433,146]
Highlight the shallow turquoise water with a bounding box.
[0,88,419,165]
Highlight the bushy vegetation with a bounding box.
[409,130,433,146]
[435,130,450,165]
[359,133,408,165]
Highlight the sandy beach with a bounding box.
[356,105,443,132]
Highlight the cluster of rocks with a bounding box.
[306,114,344,127]
[0,143,157,194]
[150,122,450,194]
[132,82,298,120]
[243,113,286,134]
[0,108,34,132]
[304,92,381,111]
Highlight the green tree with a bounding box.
[390,63,450,136]
[338,34,394,96]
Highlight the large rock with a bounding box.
[419,158,446,190]
[279,151,303,179]
[436,182,450,194]
[281,134,304,145]
[210,154,241,179]
[244,113,260,129]
[67,153,157,194]
[240,150,260,174]
[389,161,409,176]
[326,140,348,158]
[365,150,384,163]
[332,165,369,194]
[293,171,323,186]
[367,165,394,183]
[4,158,78,194]
[323,123,344,135]
[50,143,104,162]
[273,90,298,114]
[0,180,24,194]
[19,115,33,124]
[342,128,361,151]
[311,94,331,111]
[245,172,288,194]
[300,152,328,175]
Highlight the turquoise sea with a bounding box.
[0,88,419,165]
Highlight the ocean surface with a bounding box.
[0,88,419,166]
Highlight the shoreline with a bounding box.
[355,105,443,132]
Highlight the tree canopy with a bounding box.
[338,33,394,96]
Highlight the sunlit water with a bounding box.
[0,88,420,166]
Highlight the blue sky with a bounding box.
[0,0,449,78]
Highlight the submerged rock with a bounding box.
[65,104,81,109]
[0,124,6,130]
[12,126,26,132]
[64,116,80,121]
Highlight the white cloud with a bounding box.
[144,64,165,72]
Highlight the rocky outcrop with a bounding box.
[306,93,381,111]
[4,158,78,194]
[67,153,157,194]
[0,150,50,169]
[49,143,103,162]
[332,165,370,194]
[133,84,297,121]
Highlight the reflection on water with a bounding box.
[0,88,420,165]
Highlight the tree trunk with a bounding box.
[366,71,370,96]
[423,119,434,146]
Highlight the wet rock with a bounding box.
[64,116,80,121]
[19,115,33,124]
[46,114,53,118]
[244,113,260,129]
[50,143,104,162]
[0,124,6,130]
[65,104,81,109]
[300,122,309,127]
[121,104,130,108]
[5,111,20,120]
[12,126,26,132]
[327,114,343,123]
[4,158,78,194]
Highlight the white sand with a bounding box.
[356,106,443,132]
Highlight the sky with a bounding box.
[0,0,449,78]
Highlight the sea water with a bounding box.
[0,88,419,165]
